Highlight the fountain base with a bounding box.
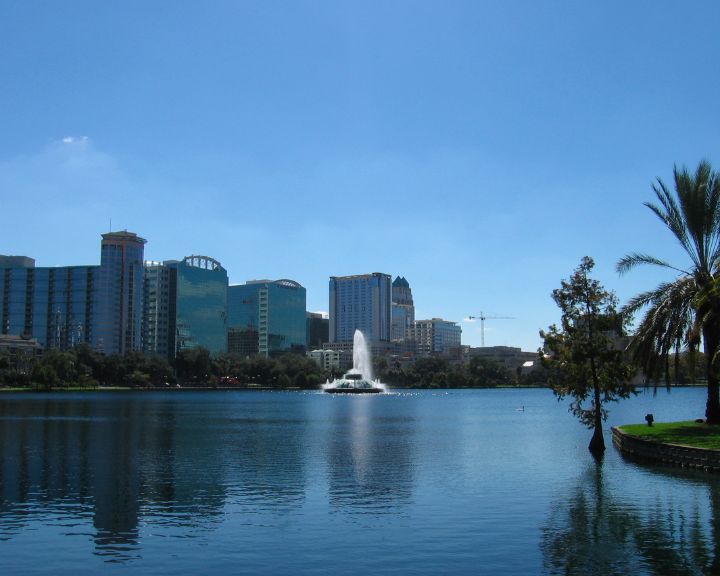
[323,370,385,394]
[325,386,383,394]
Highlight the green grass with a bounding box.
[619,421,720,450]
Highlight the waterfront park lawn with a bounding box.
[619,421,720,450]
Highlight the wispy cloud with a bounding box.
[61,135,90,145]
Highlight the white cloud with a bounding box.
[61,135,90,145]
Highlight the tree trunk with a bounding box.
[588,382,605,454]
[703,322,720,425]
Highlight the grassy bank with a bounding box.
[619,421,720,450]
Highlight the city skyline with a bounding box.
[2,2,719,352]
[1,231,464,362]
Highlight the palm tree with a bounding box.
[617,160,720,424]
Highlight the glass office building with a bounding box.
[142,262,173,358]
[306,312,329,349]
[143,256,228,358]
[0,256,98,349]
[172,256,228,356]
[329,273,392,343]
[391,276,415,341]
[228,279,306,356]
[95,231,146,355]
[411,318,462,356]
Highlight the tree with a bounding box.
[467,357,514,387]
[408,357,450,388]
[541,257,635,454]
[618,161,720,424]
[31,363,60,390]
[175,347,211,384]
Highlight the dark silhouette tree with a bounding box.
[541,257,635,454]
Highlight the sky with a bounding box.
[1,1,718,352]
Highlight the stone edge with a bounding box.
[611,426,720,473]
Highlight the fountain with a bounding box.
[323,330,385,394]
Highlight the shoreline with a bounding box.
[0,383,706,393]
[612,425,720,473]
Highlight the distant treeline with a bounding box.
[0,344,327,390]
[378,356,550,388]
[0,344,547,390]
[1,343,700,391]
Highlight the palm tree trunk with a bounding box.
[703,322,720,425]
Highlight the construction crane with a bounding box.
[468,312,514,347]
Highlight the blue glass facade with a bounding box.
[329,273,391,343]
[227,283,260,356]
[228,280,306,356]
[95,232,146,355]
[432,320,462,352]
[171,256,228,356]
[412,318,462,356]
[391,276,415,341]
[264,281,306,354]
[227,284,259,330]
[142,263,173,358]
[0,261,98,349]
[306,312,329,349]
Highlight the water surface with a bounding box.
[0,388,717,575]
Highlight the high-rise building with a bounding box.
[306,312,329,349]
[0,256,35,268]
[391,276,415,341]
[143,256,228,358]
[227,279,306,357]
[95,231,146,355]
[0,257,98,349]
[142,261,172,358]
[329,273,392,343]
[172,256,227,356]
[410,318,462,357]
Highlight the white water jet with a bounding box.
[353,329,373,381]
[322,329,384,393]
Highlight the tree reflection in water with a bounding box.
[542,459,719,575]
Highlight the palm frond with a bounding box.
[649,178,697,267]
[616,253,687,276]
[620,161,720,392]
[623,276,699,379]
[622,278,696,316]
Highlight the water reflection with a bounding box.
[325,397,415,515]
[542,458,720,575]
[0,388,714,574]
[0,395,232,561]
[0,393,318,562]
[227,406,307,510]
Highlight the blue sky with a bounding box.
[1,1,718,351]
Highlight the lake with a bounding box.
[0,387,717,575]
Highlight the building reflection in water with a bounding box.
[0,395,230,561]
[542,458,720,575]
[0,393,313,563]
[325,396,416,514]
